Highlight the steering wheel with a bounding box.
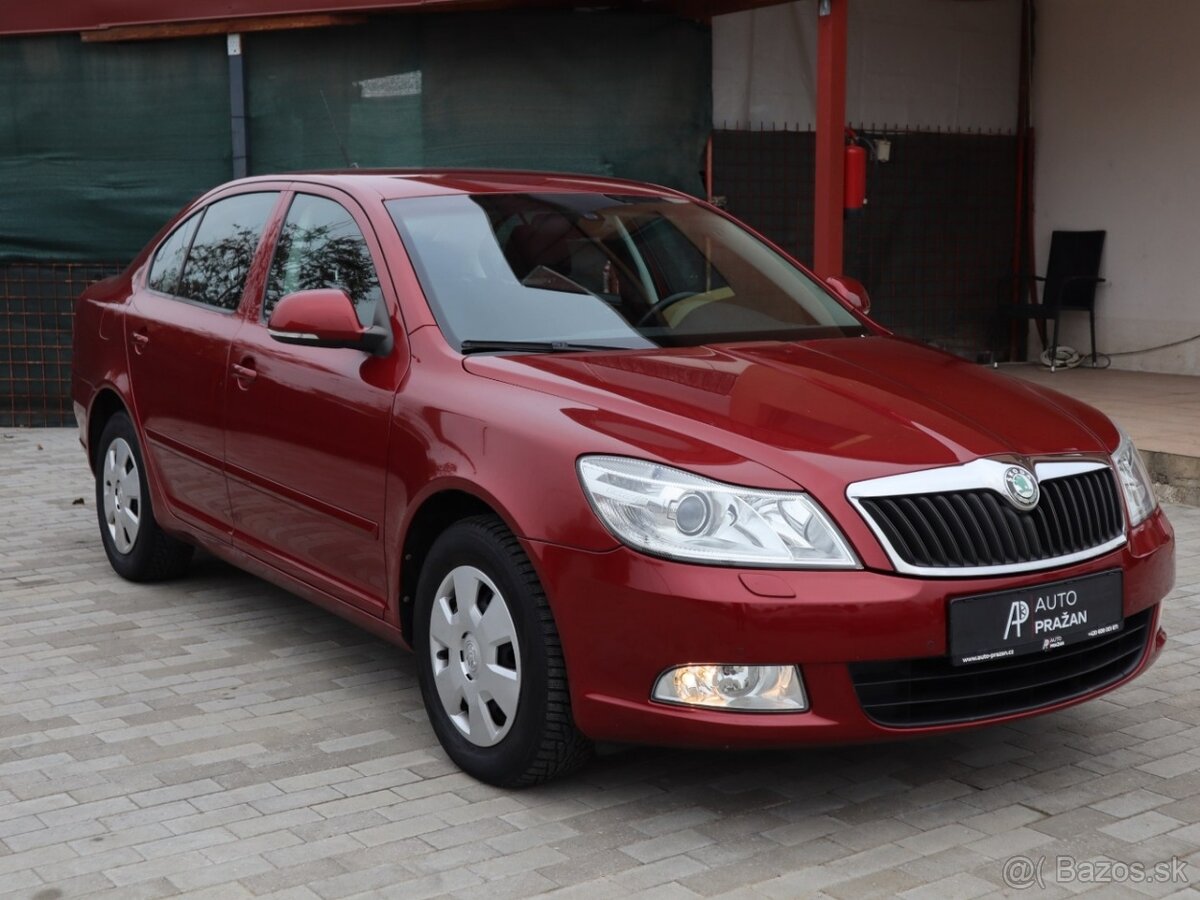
[635,291,699,327]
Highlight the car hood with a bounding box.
[463,336,1119,488]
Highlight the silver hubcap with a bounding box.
[102,438,141,554]
[429,565,521,747]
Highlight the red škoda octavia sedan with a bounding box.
[72,171,1174,786]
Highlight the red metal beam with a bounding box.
[0,2,463,36]
[0,0,797,37]
[813,0,847,278]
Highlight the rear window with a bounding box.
[147,213,200,296]
[177,192,278,311]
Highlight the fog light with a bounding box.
[652,664,808,712]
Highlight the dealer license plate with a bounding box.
[949,570,1123,666]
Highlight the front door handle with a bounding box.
[131,331,150,354]
[231,362,257,386]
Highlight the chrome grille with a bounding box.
[848,459,1126,576]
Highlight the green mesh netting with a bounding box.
[417,13,710,189]
[247,23,423,172]
[0,34,232,262]
[1,13,711,263]
[248,13,710,191]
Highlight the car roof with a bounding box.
[223,169,690,202]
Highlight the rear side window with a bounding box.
[147,213,200,295]
[177,192,278,311]
[264,194,383,326]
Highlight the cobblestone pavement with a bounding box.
[2,428,1199,899]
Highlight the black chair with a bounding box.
[1005,230,1106,366]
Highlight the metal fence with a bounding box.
[712,125,1018,361]
[1,263,122,427]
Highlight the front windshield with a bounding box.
[386,191,867,351]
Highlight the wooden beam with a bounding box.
[813,0,848,278]
[81,13,366,42]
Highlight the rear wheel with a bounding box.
[94,412,193,582]
[414,515,592,786]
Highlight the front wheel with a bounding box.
[94,412,193,582]
[414,515,592,786]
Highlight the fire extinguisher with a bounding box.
[844,127,867,212]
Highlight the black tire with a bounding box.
[413,515,593,786]
[94,411,193,582]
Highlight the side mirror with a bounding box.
[267,289,389,354]
[825,275,871,316]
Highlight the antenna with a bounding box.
[319,89,357,168]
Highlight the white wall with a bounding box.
[713,0,1020,131]
[1034,0,1200,374]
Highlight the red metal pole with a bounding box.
[1010,0,1034,359]
[814,0,848,278]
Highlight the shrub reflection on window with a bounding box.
[265,195,382,327]
[148,213,200,296]
[177,193,278,311]
[179,226,264,311]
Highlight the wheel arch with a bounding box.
[398,488,505,645]
[87,388,131,473]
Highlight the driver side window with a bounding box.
[264,194,383,327]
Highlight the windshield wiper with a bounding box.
[459,339,631,355]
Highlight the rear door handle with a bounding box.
[231,362,257,385]
[131,331,150,354]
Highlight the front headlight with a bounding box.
[1111,429,1157,528]
[577,456,858,568]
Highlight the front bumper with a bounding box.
[526,507,1174,746]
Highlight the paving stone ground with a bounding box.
[2,428,1199,899]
